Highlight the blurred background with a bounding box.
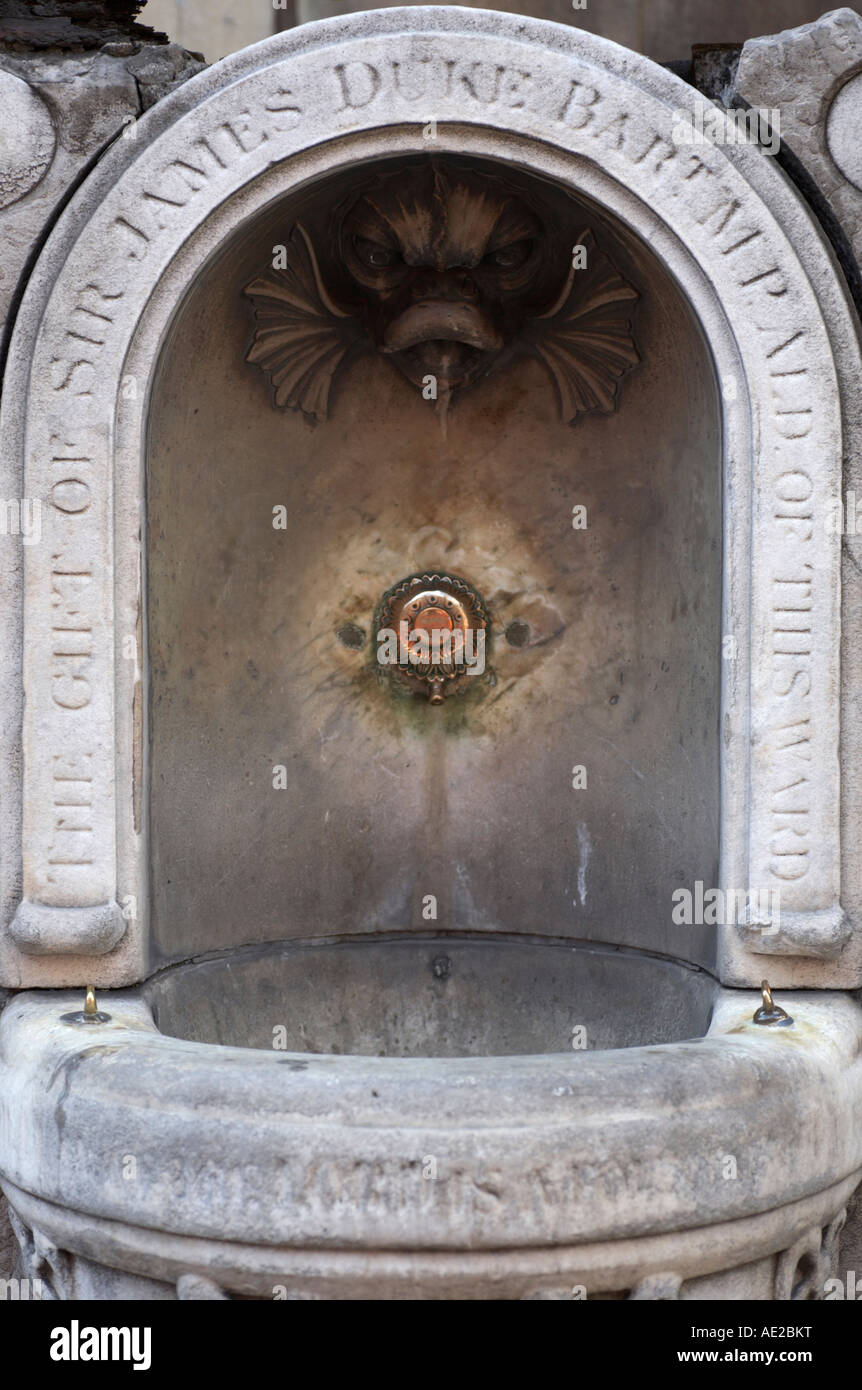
[141,0,841,65]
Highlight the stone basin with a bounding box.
[143,937,717,1057]
[1,985,861,1299]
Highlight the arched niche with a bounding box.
[0,8,858,989]
[145,149,721,969]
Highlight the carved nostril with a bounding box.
[410,271,478,302]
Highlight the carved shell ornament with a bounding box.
[244,163,640,423]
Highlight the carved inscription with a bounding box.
[52,285,121,398]
[48,753,94,872]
[51,560,92,711]
[28,423,106,909]
[768,470,816,884]
[109,100,300,263]
[332,58,535,111]
[49,431,96,715]
[49,434,92,514]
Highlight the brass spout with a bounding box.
[428,679,445,705]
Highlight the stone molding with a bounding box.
[2,1157,858,1300]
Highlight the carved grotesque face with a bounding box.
[338,165,553,391]
[244,160,640,425]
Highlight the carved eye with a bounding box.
[483,239,533,270]
[353,236,401,269]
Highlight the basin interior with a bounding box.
[144,937,717,1057]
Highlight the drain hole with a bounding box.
[504,619,530,647]
[336,622,365,649]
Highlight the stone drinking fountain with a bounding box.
[1,6,862,1299]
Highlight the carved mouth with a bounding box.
[384,303,502,388]
[383,303,503,354]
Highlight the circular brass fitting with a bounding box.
[377,572,488,703]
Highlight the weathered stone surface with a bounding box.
[0,1,165,51]
[0,1004,12,1287]
[1,986,860,1297]
[0,1192,14,1282]
[733,9,862,1000]
[0,69,55,209]
[0,42,203,364]
[837,1178,862,1286]
[733,8,862,294]
[126,37,204,105]
[144,941,717,1054]
[0,986,19,1286]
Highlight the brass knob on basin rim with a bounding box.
[60,984,112,1026]
[752,979,794,1027]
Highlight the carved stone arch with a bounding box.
[0,9,859,986]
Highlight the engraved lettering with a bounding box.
[628,131,677,172]
[48,752,94,866]
[113,215,150,261]
[458,61,506,104]
[390,57,432,101]
[592,110,629,148]
[262,87,303,122]
[218,112,270,155]
[51,562,93,710]
[50,479,91,514]
[332,61,381,110]
[739,264,788,297]
[50,359,93,396]
[555,78,600,128]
